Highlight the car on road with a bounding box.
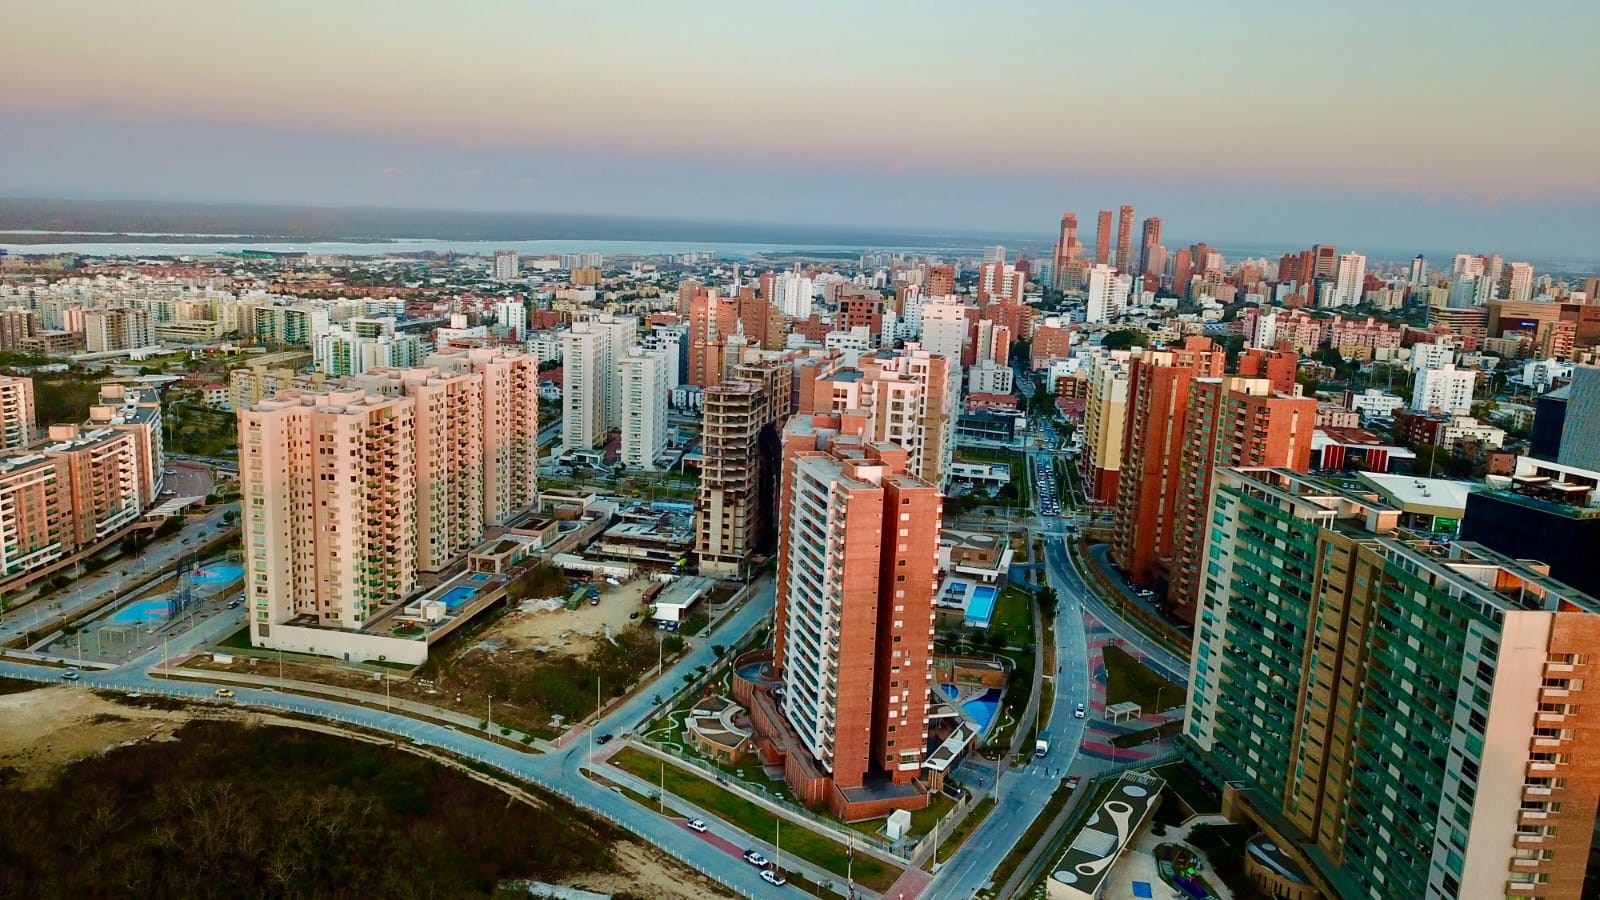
[226,597,243,608]
[686,818,708,833]
[743,850,770,867]
[1136,589,1156,599]
[595,733,614,745]
[1074,703,1086,719]
[1066,775,1081,789]
[760,869,788,886]
[214,688,235,699]
[60,670,80,681]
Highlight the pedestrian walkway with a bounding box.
[883,866,931,899]
[1099,814,1236,900]
[1076,608,1183,765]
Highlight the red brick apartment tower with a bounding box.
[1237,347,1299,396]
[1111,338,1224,591]
[926,265,955,298]
[1094,209,1113,266]
[1164,377,1315,622]
[1114,204,1136,273]
[1053,212,1080,274]
[768,417,939,819]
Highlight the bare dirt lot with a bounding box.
[493,577,655,657]
[0,683,195,787]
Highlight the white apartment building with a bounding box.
[618,346,669,471]
[493,249,520,280]
[1330,252,1366,307]
[1346,388,1404,421]
[1411,341,1457,371]
[918,295,969,362]
[84,307,157,353]
[0,375,34,451]
[1411,363,1476,413]
[1085,264,1131,324]
[772,271,814,318]
[561,316,637,452]
[968,359,1014,395]
[495,299,528,339]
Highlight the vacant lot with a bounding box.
[1103,644,1186,712]
[0,691,728,900]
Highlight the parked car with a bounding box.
[743,850,770,867]
[760,869,788,886]
[1066,776,1081,789]
[596,733,614,745]
[214,688,235,699]
[686,818,708,833]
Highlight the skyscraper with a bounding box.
[1331,252,1367,307]
[768,422,941,819]
[239,389,419,635]
[1094,209,1113,266]
[1184,467,1600,900]
[1111,338,1226,589]
[618,346,669,470]
[1085,264,1130,324]
[807,344,956,488]
[1164,377,1316,621]
[1313,244,1339,279]
[560,315,638,452]
[428,347,541,526]
[1114,204,1136,273]
[492,249,519,280]
[1502,261,1535,302]
[1052,212,1082,281]
[1138,216,1162,277]
[697,363,786,576]
[1408,254,1429,289]
[0,375,35,451]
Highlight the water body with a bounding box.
[0,237,994,259]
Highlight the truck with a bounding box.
[1035,738,1050,758]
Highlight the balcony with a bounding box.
[1515,833,1546,848]
[1506,882,1537,894]
[1531,737,1564,751]
[1527,760,1558,775]
[1511,857,1543,870]
[1518,810,1549,825]
[1540,687,1570,701]
[1536,712,1567,726]
[1524,785,1554,798]
[1545,662,1575,675]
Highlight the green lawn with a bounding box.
[938,797,995,859]
[989,587,1035,648]
[607,748,900,891]
[1102,644,1185,712]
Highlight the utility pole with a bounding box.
[659,761,665,814]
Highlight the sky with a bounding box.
[2,0,1598,258]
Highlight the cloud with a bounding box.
[886,162,906,177]
[380,167,406,177]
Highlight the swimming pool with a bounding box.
[108,599,170,625]
[940,684,1002,733]
[964,585,999,628]
[192,564,245,584]
[438,586,476,610]
[469,573,491,583]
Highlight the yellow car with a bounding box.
[214,688,236,699]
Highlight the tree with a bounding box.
[1101,329,1148,350]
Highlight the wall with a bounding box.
[258,623,428,665]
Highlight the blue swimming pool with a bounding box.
[193,564,245,584]
[469,573,491,583]
[964,585,999,628]
[438,586,476,610]
[940,684,1002,733]
[108,599,169,625]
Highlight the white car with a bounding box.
[687,818,708,833]
[760,869,788,886]
[743,850,769,867]
[1074,703,1086,719]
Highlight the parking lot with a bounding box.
[162,463,214,499]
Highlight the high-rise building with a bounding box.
[1052,212,1082,283]
[1555,365,1600,471]
[1094,209,1113,266]
[1313,244,1339,279]
[427,347,541,527]
[1411,363,1476,413]
[0,425,143,584]
[89,384,165,508]
[925,264,956,298]
[1085,264,1130,324]
[239,390,418,639]
[84,307,156,353]
[1164,378,1316,621]
[767,422,941,819]
[1111,338,1226,588]
[976,262,1026,304]
[492,250,520,280]
[618,346,668,471]
[807,344,956,488]
[349,367,484,572]
[1184,467,1600,900]
[1502,261,1535,303]
[1408,254,1429,289]
[560,315,637,452]
[1138,216,1162,277]
[1330,253,1367,307]
[1080,351,1135,504]
[495,298,528,339]
[0,307,39,351]
[697,366,785,576]
[0,375,35,451]
[1114,205,1136,272]
[917,296,970,363]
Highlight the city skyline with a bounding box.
[3,2,1599,258]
